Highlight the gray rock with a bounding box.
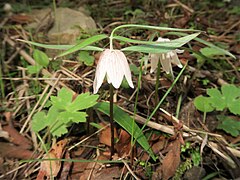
[48,7,97,44]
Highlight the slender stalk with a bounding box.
[154,60,161,122]
[130,57,144,165]
[133,63,187,146]
[109,84,114,157]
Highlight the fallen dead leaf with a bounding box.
[3,112,32,149]
[160,139,181,180]
[36,139,68,180]
[153,139,181,180]
[59,151,72,180]
[0,142,34,159]
[99,123,118,147]
[115,129,131,157]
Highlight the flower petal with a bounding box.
[150,53,159,73]
[106,50,124,89]
[116,50,134,88]
[93,49,109,93]
[160,54,172,74]
[170,51,183,68]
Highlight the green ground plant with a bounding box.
[32,88,99,137]
[194,84,240,136]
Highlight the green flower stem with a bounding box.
[130,57,145,165]
[134,63,187,145]
[109,84,114,157]
[109,24,200,51]
[154,60,161,122]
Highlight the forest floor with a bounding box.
[0,0,240,179]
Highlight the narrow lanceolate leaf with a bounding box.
[113,24,201,34]
[94,102,156,161]
[121,33,200,53]
[57,34,108,58]
[165,32,236,59]
[17,39,104,51]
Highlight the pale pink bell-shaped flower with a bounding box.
[150,37,184,76]
[93,49,134,94]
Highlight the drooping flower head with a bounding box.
[93,49,134,94]
[150,37,184,76]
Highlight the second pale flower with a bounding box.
[150,37,184,76]
[93,49,134,94]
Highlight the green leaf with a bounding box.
[207,88,226,111]
[200,47,226,57]
[50,123,68,137]
[57,34,108,58]
[17,39,104,51]
[194,95,214,113]
[31,106,59,133]
[78,51,94,66]
[130,64,139,75]
[165,32,236,59]
[51,88,72,110]
[121,33,200,53]
[217,115,240,137]
[68,92,99,112]
[113,24,201,34]
[221,85,240,114]
[31,111,48,132]
[94,102,156,161]
[27,65,43,74]
[33,49,49,67]
[195,85,240,115]
[59,111,87,123]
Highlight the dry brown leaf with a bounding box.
[36,139,68,180]
[160,139,181,180]
[99,123,118,147]
[3,112,32,149]
[59,151,72,180]
[0,142,34,159]
[115,129,131,157]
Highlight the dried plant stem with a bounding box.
[154,60,161,122]
[109,84,115,157]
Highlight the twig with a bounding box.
[122,160,140,180]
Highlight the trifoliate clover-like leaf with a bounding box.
[194,84,240,115]
[207,88,225,111]
[31,106,59,133]
[59,111,87,123]
[50,123,68,137]
[67,92,99,112]
[217,115,240,137]
[194,95,214,113]
[51,88,72,110]
[221,85,240,114]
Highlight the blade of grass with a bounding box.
[17,39,104,51]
